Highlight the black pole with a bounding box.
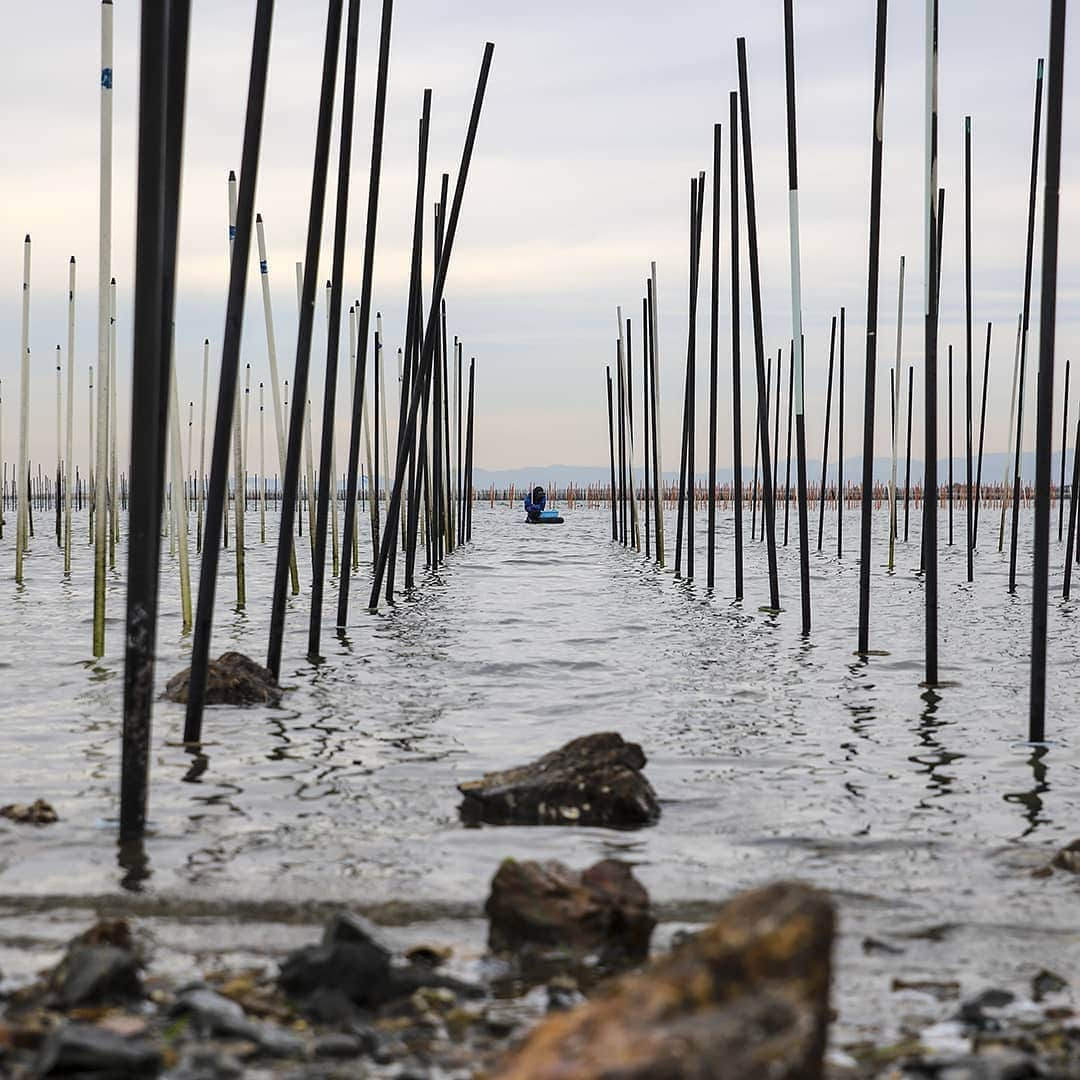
[1009,58,1046,595]
[857,0,888,654]
[338,0,394,627]
[838,306,846,558]
[1064,409,1080,598]
[783,346,794,546]
[266,0,343,679]
[1029,0,1065,744]
[606,367,617,540]
[751,356,768,542]
[457,342,464,547]
[368,44,495,610]
[948,343,953,545]
[1059,359,1070,542]
[964,116,974,581]
[688,175,705,579]
[308,0,360,661]
[817,315,837,551]
[183,0,272,743]
[707,124,721,591]
[729,91,743,599]
[674,177,700,578]
[120,0,191,839]
[904,363,914,542]
[737,38,779,610]
[973,322,992,547]
[643,296,651,560]
[772,347,782,527]
[618,342,627,546]
[647,277,663,562]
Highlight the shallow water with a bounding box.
[2,498,1079,1048]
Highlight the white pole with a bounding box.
[88,365,94,543]
[326,279,340,579]
[198,337,208,552]
[16,235,31,583]
[92,0,113,656]
[108,277,119,564]
[649,261,665,564]
[64,257,75,573]
[890,256,905,570]
[254,214,298,592]
[297,261,316,559]
[227,171,245,607]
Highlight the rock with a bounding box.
[1,798,58,824]
[458,732,660,828]
[167,1048,246,1080]
[75,918,135,952]
[322,912,393,959]
[546,976,583,1012]
[405,945,452,969]
[35,1021,162,1077]
[314,1033,367,1059]
[489,880,834,1080]
[171,987,303,1058]
[958,988,1018,1030]
[1033,969,1068,1001]
[279,941,391,1008]
[52,944,143,1008]
[486,858,654,968]
[164,651,282,706]
[1046,838,1080,873]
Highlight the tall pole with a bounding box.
[266,0,343,679]
[649,263,665,565]
[64,257,76,573]
[857,0,888,654]
[736,37,780,611]
[1029,0,1066,745]
[338,0,394,627]
[889,258,905,571]
[973,322,992,547]
[198,337,208,552]
[964,116,975,581]
[16,237,30,585]
[729,92,743,598]
[183,0,275,742]
[707,124,721,591]
[1059,360,1071,543]
[93,0,113,655]
[1009,59,1046,593]
[817,315,837,552]
[783,0,811,634]
[606,367,617,540]
[120,0,192,840]
[923,0,940,684]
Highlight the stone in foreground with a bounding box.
[165,651,282,707]
[487,858,654,967]
[1,798,58,824]
[490,881,834,1080]
[458,732,660,827]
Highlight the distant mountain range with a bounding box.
[474,452,1075,490]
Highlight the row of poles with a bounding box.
[16,0,499,844]
[603,0,1069,745]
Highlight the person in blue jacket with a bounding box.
[524,485,546,522]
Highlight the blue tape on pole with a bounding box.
[101,68,112,90]
[229,226,237,240]
[260,260,268,273]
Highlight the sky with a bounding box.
[0,0,1078,481]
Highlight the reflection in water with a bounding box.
[1003,745,1051,838]
[182,747,209,784]
[117,836,151,892]
[908,687,964,810]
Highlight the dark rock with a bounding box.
[303,986,365,1024]
[489,880,834,1080]
[35,1021,162,1077]
[171,987,303,1058]
[1048,838,1080,873]
[322,911,393,959]
[486,858,654,968]
[167,1048,245,1080]
[165,651,282,706]
[52,944,143,1008]
[380,962,484,1003]
[279,941,391,1008]
[1,798,58,824]
[458,732,660,828]
[958,988,1017,1028]
[1033,969,1068,1001]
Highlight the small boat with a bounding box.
[527,509,565,525]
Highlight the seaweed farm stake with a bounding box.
[838,306,846,557]
[197,337,208,552]
[64,257,75,573]
[120,0,191,839]
[817,315,837,552]
[255,215,298,592]
[1009,58,1045,594]
[183,0,275,740]
[707,124,721,590]
[948,344,954,546]
[729,91,743,596]
[999,315,1024,551]
[464,356,475,541]
[228,172,245,606]
[857,0,888,653]
[606,367,616,539]
[964,116,974,581]
[648,266,664,565]
[16,236,30,585]
[309,0,361,662]
[1065,407,1080,598]
[642,296,651,561]
[783,0,811,632]
[1059,359,1070,543]
[973,322,992,546]
[889,258,905,570]
[1029,0,1066,744]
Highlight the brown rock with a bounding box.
[1,799,58,824]
[458,733,660,828]
[490,881,834,1080]
[487,859,654,967]
[1050,839,1080,873]
[165,651,282,707]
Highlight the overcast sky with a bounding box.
[0,0,1077,478]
